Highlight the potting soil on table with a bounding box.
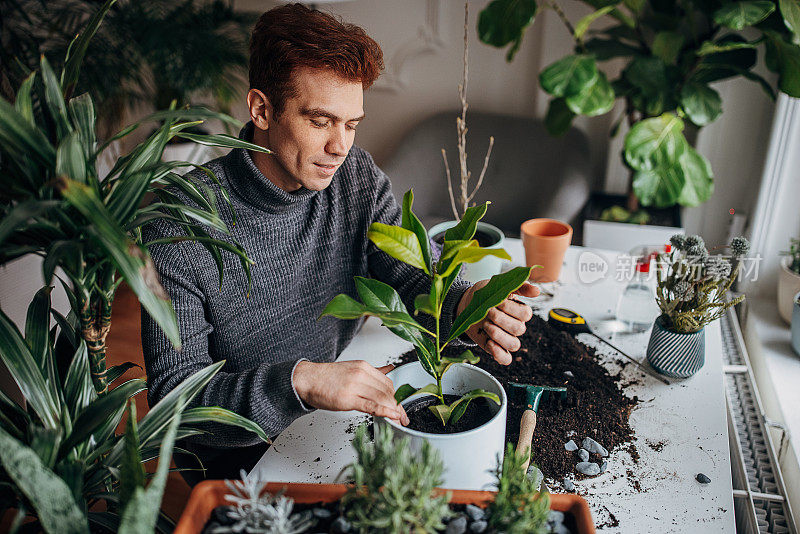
[395,314,638,482]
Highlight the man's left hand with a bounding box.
[456,281,539,365]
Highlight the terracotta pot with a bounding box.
[175,481,595,534]
[778,257,800,324]
[521,218,573,282]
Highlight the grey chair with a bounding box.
[381,111,594,237]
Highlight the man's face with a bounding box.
[256,67,364,192]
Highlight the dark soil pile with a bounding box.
[395,314,638,480]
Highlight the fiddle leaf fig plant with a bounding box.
[478,0,800,212]
[321,190,532,426]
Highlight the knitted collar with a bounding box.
[224,121,318,214]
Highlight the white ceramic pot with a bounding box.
[376,361,507,490]
[428,221,505,283]
[778,257,800,324]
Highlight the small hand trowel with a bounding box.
[508,382,568,472]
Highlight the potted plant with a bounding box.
[778,237,800,324]
[176,424,596,534]
[0,3,269,530]
[320,189,531,489]
[647,234,750,378]
[477,0,800,249]
[429,3,505,283]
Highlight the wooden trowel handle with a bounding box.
[515,409,538,473]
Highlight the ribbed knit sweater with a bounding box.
[141,122,471,454]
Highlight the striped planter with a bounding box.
[646,315,705,378]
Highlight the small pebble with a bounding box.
[548,510,565,524]
[469,520,488,533]
[563,370,574,378]
[312,507,332,519]
[582,437,609,457]
[445,515,467,534]
[600,460,608,473]
[577,448,589,462]
[331,516,352,534]
[526,465,543,490]
[563,477,575,492]
[576,461,601,476]
[564,439,578,451]
[465,504,485,521]
[696,473,711,484]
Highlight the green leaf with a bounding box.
[444,203,488,241]
[623,0,646,13]
[477,0,538,62]
[448,267,533,342]
[414,294,436,316]
[680,83,722,126]
[714,1,775,29]
[29,425,62,469]
[180,406,271,444]
[428,403,452,426]
[61,0,117,97]
[107,363,141,385]
[173,132,272,153]
[63,341,96,421]
[448,389,501,425]
[0,200,60,248]
[439,245,512,278]
[40,56,72,140]
[57,131,88,183]
[438,349,480,375]
[623,113,687,171]
[59,379,146,457]
[368,223,429,273]
[583,38,641,61]
[15,72,36,126]
[320,295,430,334]
[401,190,432,274]
[544,98,576,136]
[632,166,686,207]
[539,55,599,98]
[652,31,685,64]
[0,426,89,534]
[697,40,760,55]
[624,56,677,116]
[394,383,439,404]
[676,147,715,206]
[765,33,800,96]
[117,395,183,534]
[58,179,181,349]
[575,6,615,40]
[68,93,97,160]
[0,98,56,169]
[0,307,59,428]
[564,71,615,116]
[25,286,52,374]
[780,0,800,43]
[119,402,145,509]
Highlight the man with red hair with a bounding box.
[142,3,536,483]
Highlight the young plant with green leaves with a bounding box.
[0,288,269,533]
[655,234,750,332]
[341,423,453,533]
[0,3,270,530]
[478,0,800,214]
[0,0,267,396]
[321,191,532,426]
[486,444,550,534]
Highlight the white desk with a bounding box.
[251,242,735,533]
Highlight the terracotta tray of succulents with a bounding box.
[175,481,594,534]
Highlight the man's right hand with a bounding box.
[292,360,410,426]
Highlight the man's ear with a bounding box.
[247,89,272,130]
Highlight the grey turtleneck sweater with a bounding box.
[141,123,471,452]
